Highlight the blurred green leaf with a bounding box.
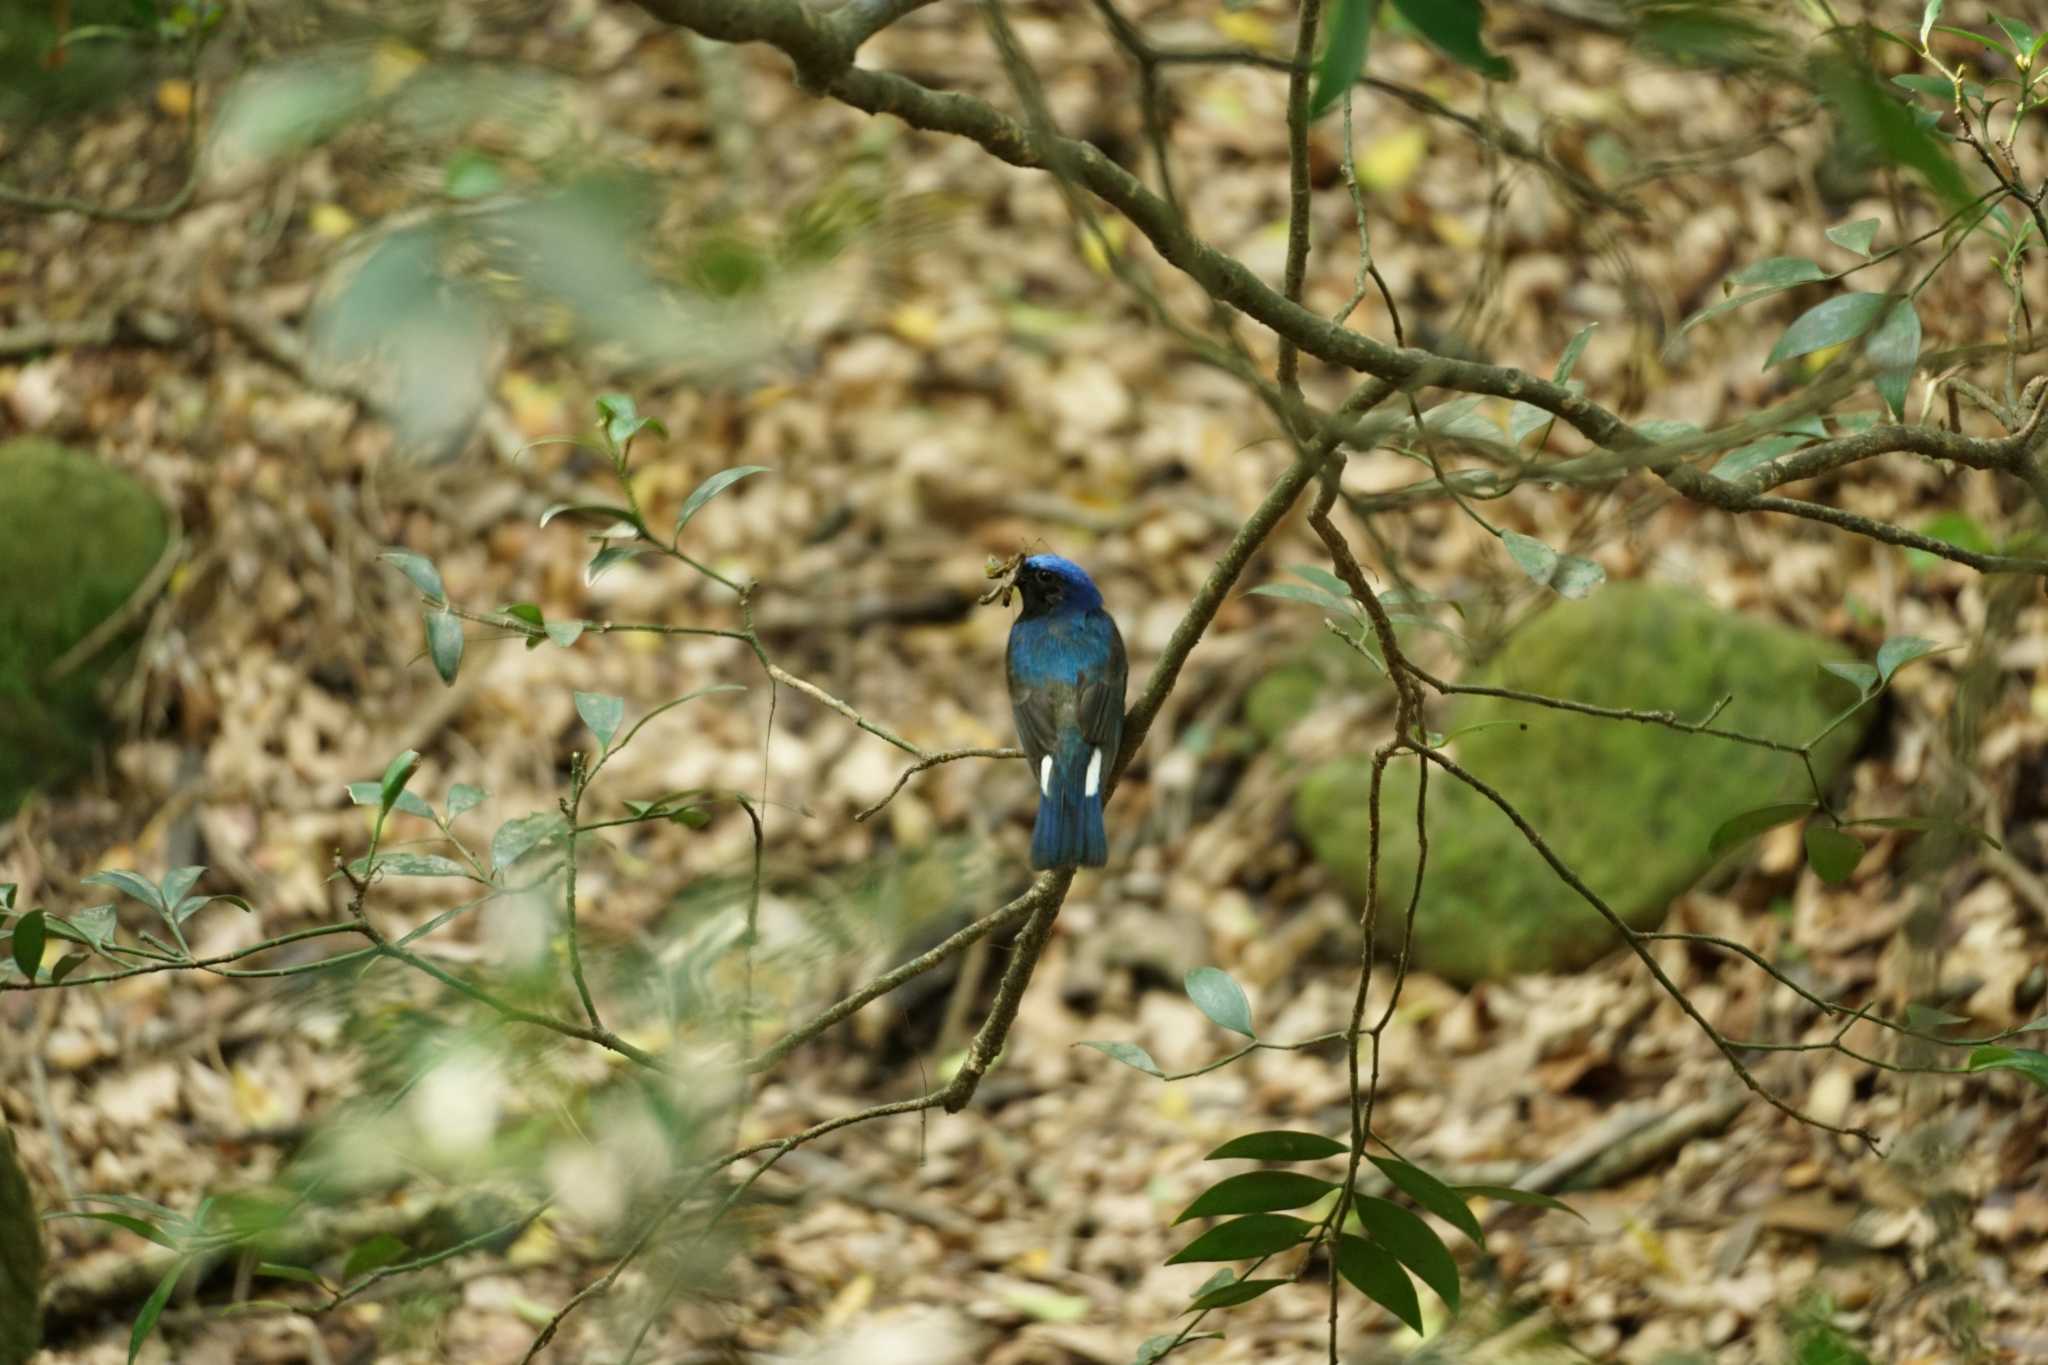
[1825,218,1880,256]
[1709,803,1817,855]
[129,1257,187,1365]
[377,749,422,819]
[1804,825,1863,884]
[1390,0,1512,79]
[1876,635,1936,683]
[1966,1045,2048,1089]
[491,812,567,873]
[444,148,506,200]
[1078,1040,1164,1077]
[1821,659,1881,697]
[343,1233,408,1281]
[348,853,474,879]
[1249,582,1356,614]
[1501,531,1605,599]
[446,784,487,819]
[1310,0,1375,117]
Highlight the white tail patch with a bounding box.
[1039,754,1053,796]
[1084,746,1103,798]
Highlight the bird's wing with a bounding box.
[1078,612,1128,755]
[1007,635,1062,767]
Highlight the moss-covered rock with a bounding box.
[0,1122,43,1365]
[1295,584,1871,983]
[0,438,169,818]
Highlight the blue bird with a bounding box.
[1006,554,1128,869]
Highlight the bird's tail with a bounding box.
[1031,745,1108,869]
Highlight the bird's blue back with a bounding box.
[1005,555,1127,868]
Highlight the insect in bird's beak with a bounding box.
[981,551,1025,607]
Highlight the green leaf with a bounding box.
[255,1261,326,1286]
[1500,531,1605,599]
[1078,1040,1165,1077]
[673,465,770,540]
[159,866,203,909]
[1842,816,2000,850]
[1451,1184,1586,1220]
[1867,298,1921,420]
[1903,513,1992,572]
[498,602,544,636]
[1134,1332,1223,1363]
[446,783,487,818]
[1825,218,1880,257]
[1804,825,1864,884]
[1729,256,1829,289]
[1368,1156,1485,1248]
[1709,803,1817,855]
[1185,966,1256,1038]
[1820,659,1881,697]
[1932,25,2012,57]
[55,904,118,952]
[172,894,253,926]
[1892,73,1958,100]
[1966,1045,2048,1089]
[575,691,624,749]
[491,812,567,872]
[1553,323,1597,384]
[1876,635,1936,683]
[545,619,587,648]
[50,952,91,984]
[347,781,435,821]
[425,608,464,686]
[58,1211,179,1249]
[1333,1233,1422,1332]
[1248,582,1355,614]
[1764,292,1891,369]
[1992,16,2034,54]
[1813,59,1973,208]
[11,909,46,979]
[1288,564,1352,598]
[0,883,12,913]
[1354,1196,1459,1312]
[343,1232,408,1280]
[82,869,166,912]
[1711,434,1809,483]
[538,502,637,530]
[1390,0,1513,79]
[1920,0,1945,48]
[378,549,445,603]
[1188,1277,1290,1310]
[595,392,667,450]
[376,749,422,819]
[130,1257,187,1365]
[1165,1214,1314,1264]
[443,147,504,200]
[585,544,646,585]
[1310,0,1375,117]
[1903,1002,1969,1031]
[348,853,474,880]
[1175,1172,1337,1223]
[1206,1131,1348,1161]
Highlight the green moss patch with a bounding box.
[1294,584,1871,983]
[0,438,168,818]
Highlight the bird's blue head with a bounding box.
[1015,554,1104,619]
